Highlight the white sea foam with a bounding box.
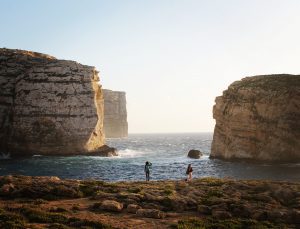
[0,152,11,159]
[202,155,210,160]
[117,149,147,158]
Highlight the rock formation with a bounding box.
[211,74,300,162]
[103,89,128,138]
[0,48,115,156]
[187,149,203,159]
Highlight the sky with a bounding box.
[1,0,300,133]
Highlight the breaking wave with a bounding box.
[117,149,148,158]
[0,152,10,160]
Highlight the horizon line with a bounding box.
[127,131,213,134]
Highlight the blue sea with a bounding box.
[0,133,299,181]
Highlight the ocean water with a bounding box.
[0,133,299,182]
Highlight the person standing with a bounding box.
[144,161,152,181]
[186,164,193,181]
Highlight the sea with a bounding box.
[0,133,299,182]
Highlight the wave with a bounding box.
[0,152,11,160]
[117,149,148,158]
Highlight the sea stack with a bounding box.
[211,74,300,162]
[0,48,113,156]
[103,89,128,138]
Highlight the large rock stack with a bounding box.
[0,48,111,156]
[211,74,300,162]
[103,89,128,138]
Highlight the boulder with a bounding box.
[127,204,141,214]
[100,200,123,212]
[136,209,165,219]
[187,149,203,159]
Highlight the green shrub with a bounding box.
[128,187,141,193]
[33,198,48,205]
[52,185,82,198]
[164,189,174,196]
[0,209,27,229]
[71,205,80,212]
[49,207,68,213]
[21,207,68,224]
[201,177,225,186]
[48,223,72,229]
[79,184,97,197]
[207,189,223,198]
[68,217,113,228]
[177,217,284,229]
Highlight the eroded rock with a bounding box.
[211,75,300,162]
[0,48,107,156]
[100,200,123,212]
[136,209,165,219]
[127,204,141,213]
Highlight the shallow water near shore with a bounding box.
[0,133,299,181]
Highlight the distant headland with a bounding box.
[103,89,128,138]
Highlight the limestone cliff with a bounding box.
[211,74,300,162]
[103,89,128,138]
[0,48,111,156]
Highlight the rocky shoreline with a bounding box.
[0,175,299,228]
[1,145,118,159]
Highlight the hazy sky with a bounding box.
[1,0,300,133]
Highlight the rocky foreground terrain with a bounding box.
[211,74,300,162]
[0,176,299,228]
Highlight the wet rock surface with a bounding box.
[187,149,203,159]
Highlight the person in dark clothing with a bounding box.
[144,161,152,181]
[186,164,193,181]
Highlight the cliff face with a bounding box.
[103,89,128,138]
[211,75,300,162]
[0,48,106,156]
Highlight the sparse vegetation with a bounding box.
[0,175,299,228]
[176,217,283,229]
